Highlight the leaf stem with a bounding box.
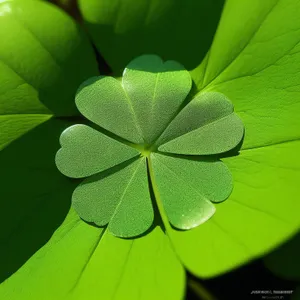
[147,155,172,231]
[148,156,218,300]
[188,278,219,300]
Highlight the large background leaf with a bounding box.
[0,0,98,283]
[0,0,98,116]
[0,2,185,298]
[0,210,185,300]
[78,0,225,74]
[174,0,300,277]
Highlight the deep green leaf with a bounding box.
[0,118,76,283]
[0,114,51,150]
[73,158,154,238]
[157,92,244,155]
[56,124,140,178]
[78,0,224,73]
[0,0,98,116]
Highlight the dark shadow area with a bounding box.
[91,43,113,75]
[49,0,113,75]
[49,0,82,23]
[264,231,300,282]
[0,118,79,283]
[145,157,166,235]
[82,0,225,75]
[186,259,297,300]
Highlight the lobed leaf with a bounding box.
[72,158,154,238]
[55,124,140,178]
[122,55,192,144]
[75,76,143,144]
[157,92,244,155]
[150,153,232,229]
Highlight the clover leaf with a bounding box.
[55,55,244,238]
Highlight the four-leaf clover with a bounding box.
[55,55,244,238]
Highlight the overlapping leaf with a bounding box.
[182,0,300,277]
[56,55,242,237]
[78,0,225,73]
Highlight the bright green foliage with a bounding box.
[76,76,144,144]
[0,209,185,300]
[56,55,242,237]
[73,158,154,237]
[157,92,244,154]
[179,0,300,277]
[122,55,192,144]
[151,153,232,229]
[56,124,140,178]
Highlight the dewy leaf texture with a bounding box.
[55,54,244,238]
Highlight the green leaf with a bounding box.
[0,211,185,300]
[0,0,98,116]
[168,141,300,277]
[157,92,244,155]
[264,232,300,281]
[192,0,300,150]
[57,55,239,237]
[55,124,140,178]
[177,0,300,277]
[78,0,225,73]
[0,114,51,150]
[122,55,192,144]
[150,153,232,229]
[73,158,154,237]
[75,76,143,144]
[55,54,240,238]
